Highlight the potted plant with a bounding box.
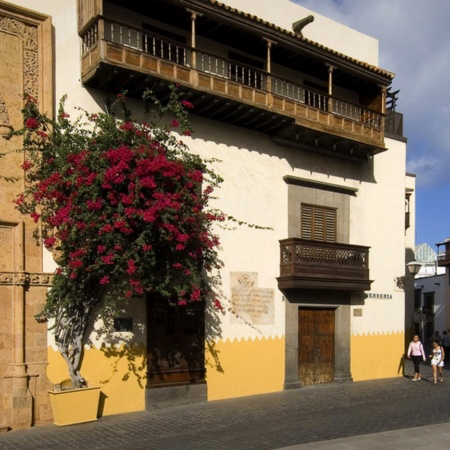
[14,86,225,425]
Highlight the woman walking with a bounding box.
[407,335,426,381]
[429,340,445,384]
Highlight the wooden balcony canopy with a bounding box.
[278,238,372,292]
[78,0,395,161]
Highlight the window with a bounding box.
[414,288,421,310]
[423,293,435,315]
[301,204,336,242]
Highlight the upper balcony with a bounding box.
[78,0,394,162]
[278,238,371,292]
[437,239,450,267]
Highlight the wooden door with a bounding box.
[298,308,335,385]
[147,294,205,388]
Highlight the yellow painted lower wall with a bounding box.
[47,343,146,416]
[351,331,404,381]
[47,336,284,414]
[206,335,285,401]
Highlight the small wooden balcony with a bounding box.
[436,240,450,267]
[437,252,450,267]
[278,238,371,292]
[80,15,389,162]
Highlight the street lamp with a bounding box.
[406,261,422,277]
[395,261,422,289]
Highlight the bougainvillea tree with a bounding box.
[14,86,225,388]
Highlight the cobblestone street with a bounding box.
[1,362,449,449]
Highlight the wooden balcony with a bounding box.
[80,17,387,162]
[278,238,371,292]
[437,253,450,267]
[436,240,450,267]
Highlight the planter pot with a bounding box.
[48,386,101,426]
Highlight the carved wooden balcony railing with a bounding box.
[80,17,386,160]
[278,238,371,291]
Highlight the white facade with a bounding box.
[9,0,412,416]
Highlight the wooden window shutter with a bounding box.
[301,205,313,240]
[301,204,336,242]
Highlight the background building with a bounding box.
[0,0,415,429]
[411,239,450,344]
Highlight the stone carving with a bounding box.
[0,16,39,99]
[0,271,54,286]
[0,92,12,138]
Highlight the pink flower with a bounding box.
[70,260,83,269]
[214,299,223,310]
[100,276,110,285]
[120,121,134,132]
[190,170,203,182]
[101,253,114,265]
[99,224,114,234]
[25,118,39,129]
[43,237,56,248]
[30,211,40,223]
[21,160,33,171]
[86,199,103,210]
[181,100,194,109]
[130,279,143,294]
[14,193,25,205]
[126,259,136,274]
[170,119,180,128]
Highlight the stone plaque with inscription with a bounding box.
[230,272,275,325]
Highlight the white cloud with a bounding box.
[294,0,450,188]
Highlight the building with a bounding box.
[411,238,450,344]
[0,0,415,429]
[415,243,444,278]
[407,242,447,343]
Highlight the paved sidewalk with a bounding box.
[280,422,450,449]
[0,361,449,450]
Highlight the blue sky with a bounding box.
[294,0,450,249]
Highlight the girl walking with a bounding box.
[407,335,426,381]
[429,340,445,384]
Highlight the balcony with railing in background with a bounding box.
[436,239,450,267]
